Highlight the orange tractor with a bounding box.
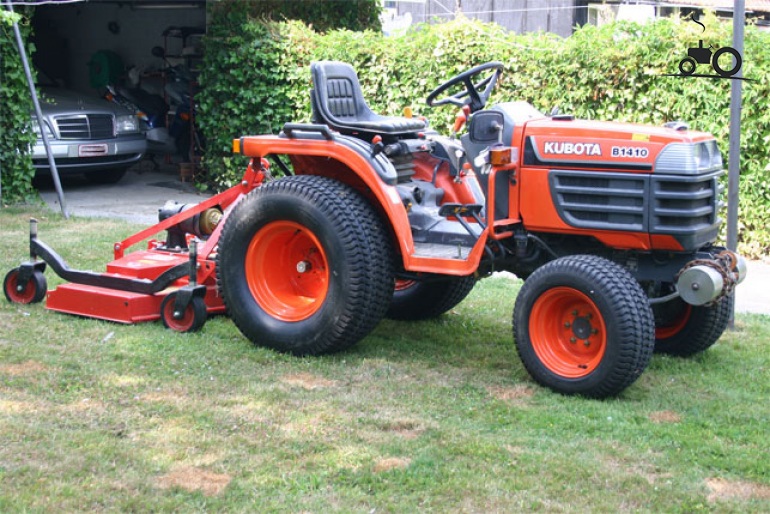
[5,62,746,398]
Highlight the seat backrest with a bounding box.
[310,60,428,138]
[310,61,375,127]
[325,74,357,118]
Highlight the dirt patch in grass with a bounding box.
[156,466,231,497]
[487,384,535,404]
[649,410,682,424]
[225,400,273,425]
[0,399,46,414]
[379,419,424,440]
[373,457,411,473]
[104,373,147,388]
[281,372,338,390]
[281,412,331,437]
[595,442,671,486]
[58,398,107,415]
[706,477,770,502]
[138,387,193,408]
[0,360,50,376]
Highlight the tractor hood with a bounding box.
[521,117,723,175]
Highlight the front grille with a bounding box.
[650,171,723,234]
[55,114,115,140]
[549,171,647,231]
[549,169,723,249]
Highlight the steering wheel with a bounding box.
[426,61,504,113]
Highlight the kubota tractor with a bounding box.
[5,61,746,398]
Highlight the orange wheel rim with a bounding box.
[395,279,416,291]
[245,221,329,322]
[163,297,194,332]
[529,287,607,378]
[655,304,692,339]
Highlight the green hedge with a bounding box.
[199,13,770,257]
[0,9,36,205]
[226,0,381,33]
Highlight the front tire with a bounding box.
[217,175,393,356]
[653,294,733,356]
[513,255,654,398]
[387,276,476,320]
[679,57,697,75]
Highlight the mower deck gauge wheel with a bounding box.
[3,267,47,304]
[160,292,207,332]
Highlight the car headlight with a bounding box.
[31,118,54,139]
[116,114,141,134]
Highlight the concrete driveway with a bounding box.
[37,163,770,316]
[37,162,209,225]
[739,258,770,315]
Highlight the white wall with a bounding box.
[33,2,205,94]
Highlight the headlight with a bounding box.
[693,143,708,169]
[706,140,723,169]
[31,118,54,139]
[116,114,141,134]
[655,140,724,175]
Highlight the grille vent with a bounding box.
[54,114,114,140]
[549,169,723,238]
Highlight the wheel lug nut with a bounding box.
[584,340,590,347]
[564,322,571,328]
[592,329,598,335]
[572,310,578,316]
[570,337,577,344]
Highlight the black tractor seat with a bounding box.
[310,61,428,139]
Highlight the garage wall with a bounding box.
[33,3,205,95]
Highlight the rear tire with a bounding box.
[653,294,733,356]
[217,175,393,355]
[513,255,654,398]
[387,276,476,320]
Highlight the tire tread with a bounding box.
[217,175,393,355]
[513,255,654,398]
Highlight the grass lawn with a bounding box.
[1,207,769,513]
